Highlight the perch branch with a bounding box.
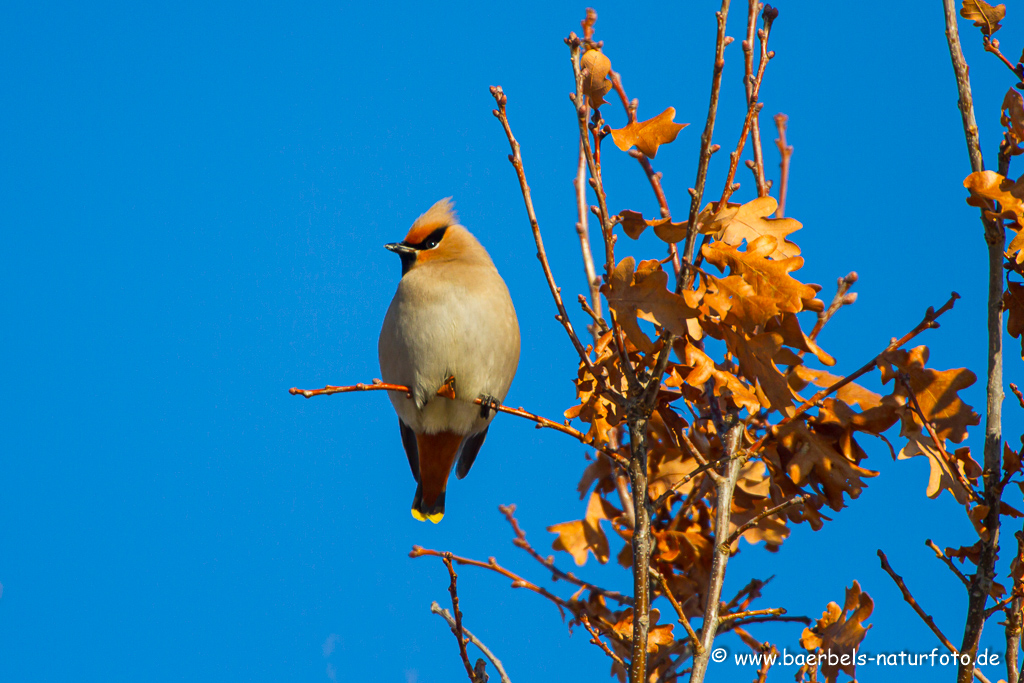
[431,603,512,683]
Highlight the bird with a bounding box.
[378,198,520,523]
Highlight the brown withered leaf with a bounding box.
[610,107,687,158]
[879,346,980,444]
[960,0,1005,36]
[801,581,873,683]
[721,327,796,414]
[898,422,976,504]
[650,217,689,243]
[789,366,881,410]
[701,196,801,259]
[964,171,1024,262]
[611,608,674,653]
[679,340,762,414]
[581,49,612,108]
[618,210,649,239]
[777,421,879,510]
[1005,441,1023,477]
[1006,282,1024,358]
[1003,89,1024,156]
[603,257,701,352]
[703,235,818,316]
[770,313,836,367]
[703,273,781,330]
[547,491,621,566]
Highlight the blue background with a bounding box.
[2,1,1023,681]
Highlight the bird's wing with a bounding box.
[398,418,419,482]
[455,427,489,480]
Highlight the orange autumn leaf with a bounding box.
[1003,88,1024,156]
[721,327,796,414]
[581,49,612,108]
[897,422,978,504]
[611,608,675,653]
[547,491,620,565]
[960,0,1005,35]
[603,257,701,353]
[801,582,873,683]
[701,196,801,259]
[789,366,881,410]
[879,346,980,444]
[702,235,818,316]
[617,209,649,239]
[777,420,878,510]
[964,170,1024,262]
[610,107,687,158]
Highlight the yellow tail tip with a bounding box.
[411,508,445,524]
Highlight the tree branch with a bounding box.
[290,380,629,468]
[879,550,993,683]
[773,113,792,217]
[430,602,512,683]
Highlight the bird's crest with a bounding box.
[404,197,458,245]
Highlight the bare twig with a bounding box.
[719,5,776,207]
[499,504,632,605]
[926,539,970,588]
[576,136,602,341]
[440,553,480,683]
[649,566,702,654]
[488,85,620,403]
[682,0,732,275]
[581,614,628,671]
[1011,383,1024,410]
[430,602,512,683]
[773,113,792,217]
[879,550,993,683]
[291,379,629,467]
[719,607,787,625]
[411,546,572,619]
[808,272,857,342]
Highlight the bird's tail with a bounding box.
[410,431,462,524]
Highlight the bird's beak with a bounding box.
[385,242,416,255]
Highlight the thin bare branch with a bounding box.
[498,504,633,605]
[719,607,787,625]
[488,85,620,404]
[291,379,629,467]
[682,0,732,275]
[808,272,858,342]
[773,113,792,217]
[878,550,993,683]
[925,539,971,588]
[650,566,702,654]
[440,553,481,683]
[430,602,512,683]
[581,614,628,671]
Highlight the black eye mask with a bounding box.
[406,226,447,251]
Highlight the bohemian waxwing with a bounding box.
[378,198,520,523]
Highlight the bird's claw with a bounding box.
[478,394,501,419]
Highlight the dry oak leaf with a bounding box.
[897,422,976,504]
[701,196,801,259]
[603,257,701,353]
[703,273,782,330]
[702,235,818,316]
[1006,282,1024,359]
[581,49,612,108]
[789,366,881,410]
[610,608,675,653]
[1003,88,1024,156]
[960,0,1005,36]
[721,326,797,414]
[964,170,1024,262]
[678,340,761,414]
[770,313,836,367]
[878,345,980,444]
[610,107,687,159]
[777,421,879,511]
[801,581,873,683]
[617,209,649,239]
[547,490,621,566]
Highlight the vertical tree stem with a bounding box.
[626,417,651,683]
[941,3,1004,682]
[689,423,744,683]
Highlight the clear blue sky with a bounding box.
[2,1,1023,681]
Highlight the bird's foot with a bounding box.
[478,394,501,419]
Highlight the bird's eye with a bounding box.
[419,227,447,250]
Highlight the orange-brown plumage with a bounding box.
[415,431,464,516]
